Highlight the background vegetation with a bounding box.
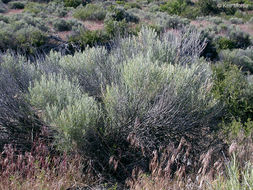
[0,0,253,189]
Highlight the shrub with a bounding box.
[160,0,187,15]
[197,0,219,15]
[28,73,100,151]
[15,26,46,53]
[69,29,109,49]
[28,74,83,122]
[54,95,100,150]
[229,17,244,24]
[228,27,251,49]
[152,12,189,29]
[102,27,220,151]
[0,0,7,13]
[104,18,128,37]
[9,1,25,9]
[106,6,139,23]
[216,37,235,50]
[46,1,68,17]
[212,62,253,122]
[0,53,40,152]
[124,2,141,9]
[24,2,46,14]
[219,48,253,73]
[73,4,106,21]
[52,19,72,31]
[64,0,83,8]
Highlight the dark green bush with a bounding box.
[228,28,251,49]
[160,0,187,15]
[180,6,201,19]
[197,0,219,15]
[9,1,25,9]
[52,19,72,32]
[104,18,128,37]
[64,0,82,8]
[217,37,235,50]
[69,30,109,49]
[212,62,253,122]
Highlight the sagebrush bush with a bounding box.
[0,52,40,151]
[52,19,72,31]
[73,4,106,21]
[28,74,83,122]
[106,6,139,23]
[152,12,189,29]
[228,27,251,49]
[24,2,46,14]
[0,0,7,13]
[219,47,253,73]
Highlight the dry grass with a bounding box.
[0,134,85,190]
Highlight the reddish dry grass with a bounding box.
[0,130,85,190]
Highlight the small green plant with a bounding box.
[73,4,106,21]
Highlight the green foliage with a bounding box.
[160,0,187,15]
[197,0,219,15]
[217,37,235,50]
[9,1,25,9]
[219,48,253,73]
[124,2,141,9]
[64,0,82,8]
[212,63,253,121]
[24,2,46,14]
[52,19,72,31]
[69,29,109,49]
[211,154,253,190]
[106,6,139,23]
[228,28,251,49]
[104,18,128,37]
[152,12,189,29]
[28,73,100,151]
[73,4,106,21]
